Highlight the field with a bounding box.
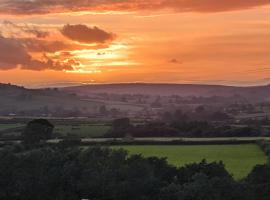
[114,144,267,180]
[0,124,23,131]
[55,124,111,138]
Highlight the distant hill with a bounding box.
[1,82,270,117]
[0,83,102,116]
[62,83,270,102]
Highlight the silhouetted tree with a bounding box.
[22,119,54,147]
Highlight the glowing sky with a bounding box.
[1,0,270,87]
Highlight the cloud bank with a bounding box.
[0,22,116,71]
[0,0,270,15]
[0,35,74,71]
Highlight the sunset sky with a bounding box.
[1,0,270,87]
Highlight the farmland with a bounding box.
[114,144,267,180]
[0,123,24,138]
[54,124,111,138]
[0,123,23,131]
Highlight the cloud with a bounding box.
[0,35,30,69]
[61,24,115,44]
[20,38,109,53]
[169,58,181,64]
[0,35,73,71]
[164,0,270,13]
[0,0,270,15]
[21,57,77,71]
[22,39,78,53]
[0,21,116,71]
[2,20,49,38]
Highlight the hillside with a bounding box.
[2,83,270,117]
[0,83,102,116]
[62,83,270,101]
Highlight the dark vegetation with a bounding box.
[106,117,263,138]
[0,118,269,199]
[258,140,270,160]
[22,119,54,147]
[0,116,267,142]
[0,145,269,200]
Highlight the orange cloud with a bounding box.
[0,22,117,71]
[0,35,74,71]
[1,0,270,15]
[3,20,49,38]
[61,24,115,43]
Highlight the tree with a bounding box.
[176,173,241,200]
[112,118,131,130]
[105,118,132,138]
[22,119,54,147]
[245,164,270,200]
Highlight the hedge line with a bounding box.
[257,140,270,162]
[56,139,256,147]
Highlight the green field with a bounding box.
[55,124,111,138]
[114,144,267,180]
[0,124,24,131]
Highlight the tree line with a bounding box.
[105,118,263,138]
[0,119,269,199]
[0,145,269,200]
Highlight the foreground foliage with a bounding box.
[114,144,267,180]
[0,146,269,200]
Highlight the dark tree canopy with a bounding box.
[0,145,269,200]
[22,119,54,146]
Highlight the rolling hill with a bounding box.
[0,83,102,116]
[62,83,270,102]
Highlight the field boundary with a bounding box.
[2,137,270,147]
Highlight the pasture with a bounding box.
[55,124,111,138]
[0,124,23,131]
[114,144,267,180]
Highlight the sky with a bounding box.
[1,0,270,87]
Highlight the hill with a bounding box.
[0,83,102,117]
[62,83,270,101]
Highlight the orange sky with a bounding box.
[1,0,270,87]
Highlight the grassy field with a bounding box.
[55,124,111,138]
[0,124,24,131]
[114,144,267,180]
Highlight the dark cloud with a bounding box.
[0,35,73,71]
[170,58,180,64]
[0,35,31,69]
[20,58,76,71]
[22,39,76,53]
[61,24,115,44]
[0,0,270,15]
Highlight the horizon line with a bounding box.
[1,81,270,89]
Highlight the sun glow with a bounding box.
[66,42,138,73]
[65,69,102,74]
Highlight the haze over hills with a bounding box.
[62,83,270,101]
[1,82,270,117]
[2,82,270,100]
